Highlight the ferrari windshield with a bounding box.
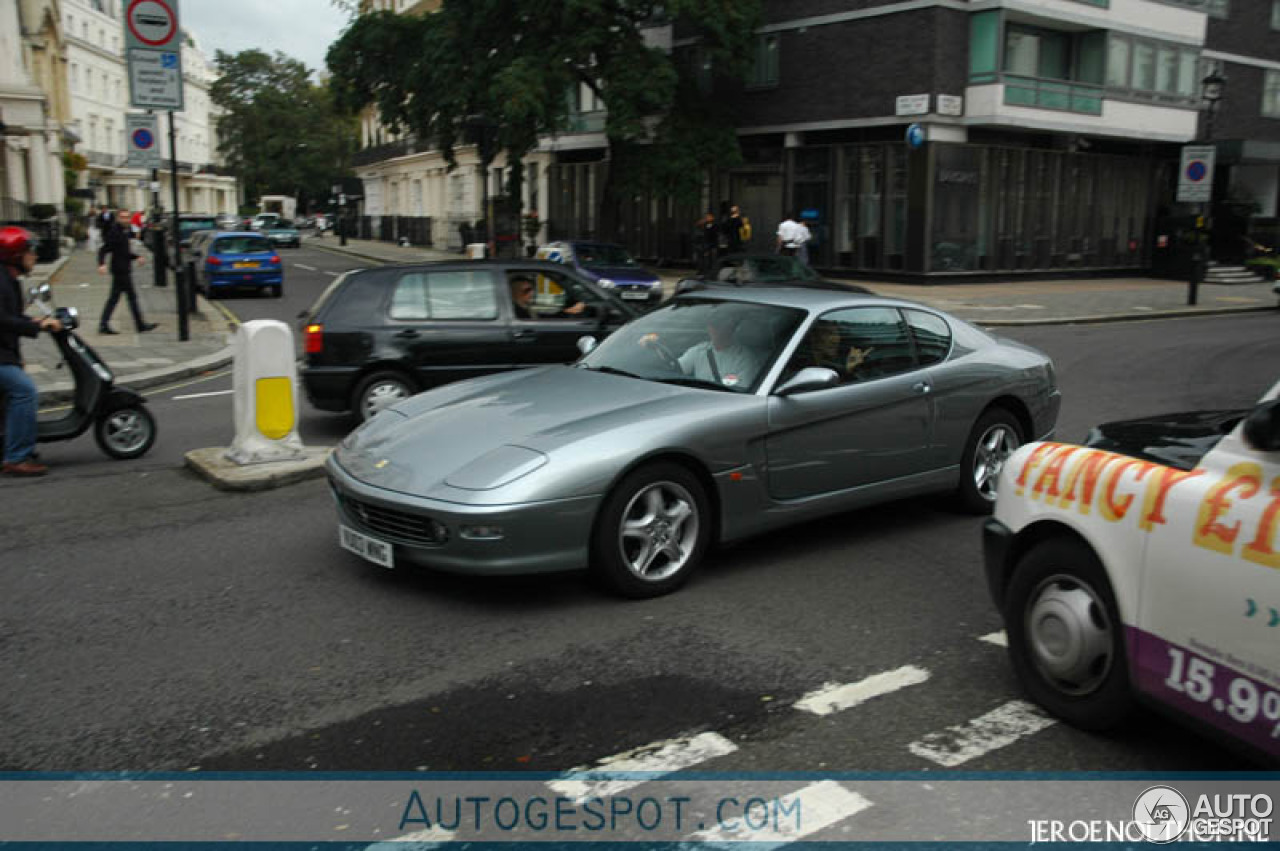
[580,299,805,393]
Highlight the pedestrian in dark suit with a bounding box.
[96,209,156,334]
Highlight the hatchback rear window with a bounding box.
[214,236,272,254]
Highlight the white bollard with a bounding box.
[225,319,306,465]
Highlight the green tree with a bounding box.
[211,49,359,214]
[327,0,761,240]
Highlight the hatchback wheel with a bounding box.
[354,371,415,422]
[592,462,710,598]
[1005,536,1133,730]
[957,407,1022,513]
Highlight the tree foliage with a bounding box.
[211,50,359,211]
[327,0,762,230]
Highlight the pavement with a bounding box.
[22,232,1280,402]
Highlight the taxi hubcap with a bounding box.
[619,482,698,582]
[1025,574,1114,696]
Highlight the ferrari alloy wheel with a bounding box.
[1004,536,1134,730]
[594,462,710,598]
[94,405,157,459]
[957,407,1022,513]
[354,371,414,422]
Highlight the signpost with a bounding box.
[1179,145,1216,306]
[123,0,187,339]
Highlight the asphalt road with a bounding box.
[1,245,1275,777]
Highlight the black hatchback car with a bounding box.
[299,260,640,420]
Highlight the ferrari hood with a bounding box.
[335,366,748,498]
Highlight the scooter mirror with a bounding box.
[36,284,52,303]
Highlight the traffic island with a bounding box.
[184,446,331,492]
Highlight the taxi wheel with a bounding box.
[956,407,1022,514]
[592,462,710,599]
[1005,536,1134,730]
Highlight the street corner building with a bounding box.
[351,0,1280,282]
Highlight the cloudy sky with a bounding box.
[181,0,354,75]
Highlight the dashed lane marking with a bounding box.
[978,631,1007,647]
[295,264,318,271]
[794,665,930,716]
[690,780,874,847]
[907,700,1055,767]
[547,731,738,802]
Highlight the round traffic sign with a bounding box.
[905,123,925,149]
[1186,160,1208,182]
[127,0,178,48]
[131,128,155,150]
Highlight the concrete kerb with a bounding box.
[976,303,1278,327]
[185,446,332,492]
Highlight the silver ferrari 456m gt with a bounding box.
[327,287,1059,598]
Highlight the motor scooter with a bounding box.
[0,283,156,460]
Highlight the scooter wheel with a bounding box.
[94,405,157,459]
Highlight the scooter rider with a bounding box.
[0,226,63,476]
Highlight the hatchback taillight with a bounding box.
[304,323,324,354]
[270,254,280,264]
[206,256,221,266]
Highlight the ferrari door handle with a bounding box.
[511,328,537,341]
[912,381,931,394]
[394,329,420,339]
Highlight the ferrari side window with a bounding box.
[904,309,952,365]
[808,307,917,382]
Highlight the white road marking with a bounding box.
[137,357,176,365]
[295,263,318,271]
[690,780,873,847]
[907,700,1055,767]
[362,826,455,847]
[547,731,738,801]
[978,631,1008,648]
[172,389,234,401]
[794,665,930,716]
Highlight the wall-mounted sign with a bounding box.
[895,94,930,116]
[124,0,183,111]
[937,94,964,116]
[905,123,926,149]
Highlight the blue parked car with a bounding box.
[189,231,284,299]
[537,240,663,307]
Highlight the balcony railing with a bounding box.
[351,137,417,167]
[1003,75,1104,115]
[565,112,606,134]
[85,150,126,167]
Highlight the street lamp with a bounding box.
[1188,66,1227,306]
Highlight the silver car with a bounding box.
[328,289,1060,597]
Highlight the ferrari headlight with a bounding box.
[597,278,616,288]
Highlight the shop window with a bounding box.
[748,34,779,89]
[1206,0,1228,18]
[1263,71,1280,119]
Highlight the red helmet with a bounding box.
[0,226,36,267]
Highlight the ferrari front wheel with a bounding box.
[593,462,710,598]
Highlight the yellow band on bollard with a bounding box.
[254,376,295,440]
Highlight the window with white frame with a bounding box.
[1106,33,1198,99]
[1263,70,1280,118]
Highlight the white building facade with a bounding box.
[1,0,71,221]
[62,0,238,215]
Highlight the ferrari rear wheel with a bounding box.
[593,462,710,598]
[957,407,1022,513]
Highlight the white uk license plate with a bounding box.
[339,525,394,569]
[621,291,649,300]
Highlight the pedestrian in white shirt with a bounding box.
[795,219,813,265]
[776,212,804,256]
